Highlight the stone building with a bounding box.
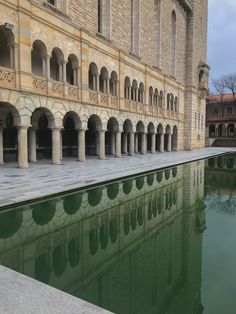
[0,0,209,168]
[206,94,236,147]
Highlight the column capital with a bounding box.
[17,125,30,130]
[76,128,87,132]
[99,129,107,133]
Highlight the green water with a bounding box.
[0,155,236,314]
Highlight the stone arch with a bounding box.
[154,88,159,106]
[110,71,118,96]
[86,114,103,157]
[50,47,64,81]
[89,62,99,90]
[170,94,174,111]
[138,82,144,103]
[0,27,15,68]
[147,122,155,152]
[66,54,79,86]
[149,86,154,105]
[156,123,163,152]
[31,40,47,77]
[218,124,226,137]
[99,66,109,94]
[172,125,178,151]
[122,119,134,155]
[159,90,163,108]
[124,76,131,99]
[62,111,81,158]
[136,120,145,154]
[106,116,120,156]
[131,79,138,102]
[209,124,216,137]
[227,123,235,137]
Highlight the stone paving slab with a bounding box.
[0,265,111,314]
[0,147,236,208]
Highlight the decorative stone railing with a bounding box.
[51,81,64,96]
[66,85,79,100]
[110,96,119,108]
[89,90,98,104]
[32,76,47,93]
[0,66,15,87]
[100,93,109,106]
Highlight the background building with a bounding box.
[0,0,209,168]
[206,94,236,147]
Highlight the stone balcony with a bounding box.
[0,66,16,89]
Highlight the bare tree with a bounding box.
[212,76,226,116]
[223,73,236,104]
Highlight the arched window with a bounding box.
[154,0,161,67]
[131,0,140,55]
[159,90,163,108]
[170,94,174,111]
[171,11,176,77]
[31,40,47,77]
[66,54,79,86]
[124,77,131,99]
[99,67,109,93]
[50,48,64,81]
[110,71,118,96]
[174,96,178,112]
[97,0,112,38]
[131,80,138,101]
[154,88,158,106]
[138,82,144,103]
[89,63,98,91]
[149,87,153,106]
[167,93,170,110]
[0,28,15,68]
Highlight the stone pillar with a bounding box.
[93,75,97,90]
[46,55,51,79]
[167,134,172,152]
[98,130,106,160]
[73,68,77,86]
[78,129,86,161]
[115,131,121,157]
[122,132,128,154]
[52,128,61,165]
[60,130,63,160]
[129,132,135,156]
[17,126,29,169]
[42,56,47,77]
[151,133,156,154]
[111,132,116,155]
[135,134,138,153]
[29,128,37,162]
[96,132,99,155]
[141,133,146,155]
[63,61,67,83]
[0,127,4,165]
[160,134,164,152]
[10,44,15,68]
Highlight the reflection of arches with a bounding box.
[208,158,215,168]
[136,176,144,190]
[89,228,98,255]
[68,238,80,267]
[100,222,109,249]
[63,193,82,215]
[107,182,119,200]
[172,167,177,177]
[32,200,56,225]
[123,179,133,194]
[165,169,170,180]
[156,171,163,183]
[226,157,234,169]
[35,252,50,284]
[217,156,224,168]
[0,209,23,239]
[88,187,103,207]
[53,245,67,277]
[31,40,47,77]
[147,173,154,186]
[131,210,137,230]
[0,28,15,68]
[124,213,130,235]
[109,219,118,243]
[137,207,143,225]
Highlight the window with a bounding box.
[98,0,112,38]
[131,0,140,55]
[227,107,233,114]
[154,0,161,67]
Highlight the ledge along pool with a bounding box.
[0,154,236,314]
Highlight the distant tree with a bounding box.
[223,73,236,104]
[212,76,226,116]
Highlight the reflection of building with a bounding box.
[0,162,205,313]
[206,94,236,147]
[0,1,208,168]
[205,155,236,215]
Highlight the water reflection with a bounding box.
[0,161,207,314]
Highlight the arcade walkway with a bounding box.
[1,147,236,208]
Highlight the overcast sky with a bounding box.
[208,0,236,92]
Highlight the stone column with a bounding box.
[73,68,77,86]
[129,132,135,156]
[63,61,67,83]
[151,133,156,154]
[98,130,106,160]
[42,56,47,77]
[167,134,172,152]
[60,130,63,160]
[10,44,15,68]
[141,132,146,155]
[160,134,164,152]
[135,134,138,153]
[46,55,51,79]
[78,129,86,162]
[115,131,121,157]
[29,128,37,162]
[52,128,61,165]
[17,126,29,169]
[0,127,4,165]
[111,132,116,155]
[122,132,128,154]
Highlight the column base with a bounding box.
[18,163,29,169]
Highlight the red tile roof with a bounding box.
[207,93,235,103]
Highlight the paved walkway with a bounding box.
[1,147,236,208]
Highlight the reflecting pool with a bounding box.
[0,155,236,313]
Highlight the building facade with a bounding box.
[0,0,209,168]
[206,94,236,147]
